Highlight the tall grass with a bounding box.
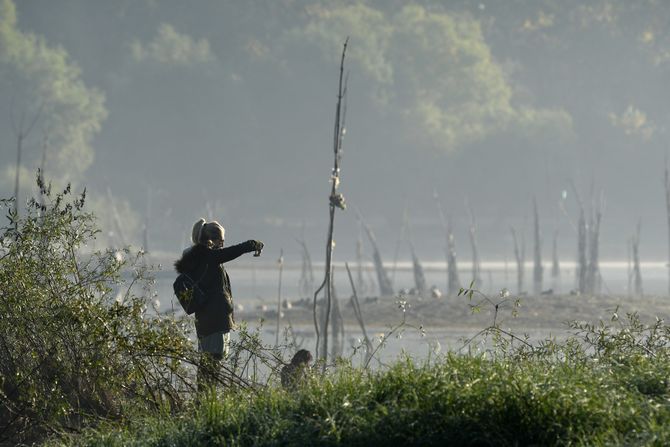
[63,328,670,446]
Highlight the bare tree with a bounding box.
[511,227,525,295]
[312,39,348,365]
[664,155,670,296]
[405,218,426,297]
[409,241,427,297]
[571,183,588,295]
[106,187,128,248]
[445,219,461,296]
[433,190,460,295]
[10,101,44,217]
[585,192,604,295]
[297,236,315,298]
[355,222,368,296]
[329,267,345,359]
[632,220,643,297]
[466,200,482,288]
[38,132,50,210]
[551,229,561,293]
[345,263,372,364]
[532,197,543,296]
[275,249,284,346]
[142,187,151,253]
[391,203,409,286]
[358,212,394,296]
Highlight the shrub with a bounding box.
[0,177,196,444]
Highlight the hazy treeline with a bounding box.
[2,0,670,261]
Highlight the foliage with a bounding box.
[59,284,670,446]
[0,0,107,189]
[61,327,670,446]
[295,2,571,151]
[0,175,197,444]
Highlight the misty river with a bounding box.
[141,260,670,363]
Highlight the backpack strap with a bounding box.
[182,263,208,289]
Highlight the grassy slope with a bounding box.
[63,353,670,446]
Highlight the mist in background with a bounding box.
[2,0,669,269]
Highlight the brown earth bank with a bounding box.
[238,293,670,337]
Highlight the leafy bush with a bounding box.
[0,177,198,444]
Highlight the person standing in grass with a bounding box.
[174,218,263,391]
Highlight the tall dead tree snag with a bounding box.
[532,198,543,296]
[433,190,460,296]
[11,102,43,217]
[571,183,588,295]
[275,249,284,346]
[551,229,561,293]
[511,227,525,294]
[355,223,369,296]
[405,216,427,297]
[358,213,394,297]
[665,156,670,296]
[329,267,345,359]
[312,39,348,365]
[446,220,460,295]
[297,237,315,298]
[585,192,604,295]
[466,201,482,288]
[576,208,587,294]
[409,241,427,297]
[345,262,372,364]
[631,220,643,298]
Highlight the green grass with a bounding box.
[59,352,670,446]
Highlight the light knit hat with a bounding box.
[191,218,206,245]
[205,221,225,243]
[192,218,225,246]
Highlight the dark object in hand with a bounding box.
[247,240,264,256]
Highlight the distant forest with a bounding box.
[1,0,669,259]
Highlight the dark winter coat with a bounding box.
[174,241,256,337]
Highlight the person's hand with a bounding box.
[247,240,264,255]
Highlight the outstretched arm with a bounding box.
[207,240,263,264]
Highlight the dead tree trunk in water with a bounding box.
[38,133,49,211]
[275,249,284,346]
[632,220,643,297]
[585,193,603,295]
[142,187,151,253]
[511,227,525,294]
[11,102,43,218]
[312,39,348,366]
[329,267,344,359]
[355,223,368,296]
[391,204,409,287]
[106,187,128,248]
[358,214,394,296]
[433,190,460,295]
[297,238,315,298]
[571,183,588,295]
[665,156,670,296]
[576,209,587,294]
[466,200,482,288]
[406,217,426,297]
[345,262,372,364]
[446,220,460,295]
[551,229,561,293]
[532,198,543,296]
[409,242,427,297]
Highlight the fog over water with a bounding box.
[4,1,670,278]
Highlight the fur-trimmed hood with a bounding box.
[174,245,207,274]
